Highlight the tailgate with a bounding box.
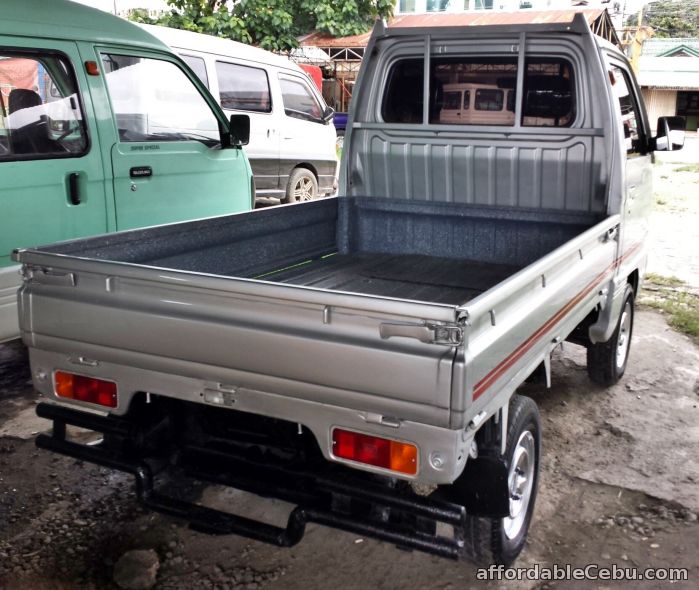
[16,252,460,427]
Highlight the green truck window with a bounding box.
[100,53,220,144]
[0,52,88,160]
[181,54,209,88]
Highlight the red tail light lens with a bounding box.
[332,428,418,475]
[54,371,117,408]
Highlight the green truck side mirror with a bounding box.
[229,114,250,147]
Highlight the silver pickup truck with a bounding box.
[14,15,685,566]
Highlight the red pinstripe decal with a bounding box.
[471,242,642,401]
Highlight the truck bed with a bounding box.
[259,252,520,305]
[15,196,614,438]
[33,196,600,307]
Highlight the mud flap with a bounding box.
[442,455,510,518]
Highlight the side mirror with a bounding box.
[654,116,685,151]
[229,114,250,147]
[322,105,335,124]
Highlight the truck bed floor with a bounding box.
[258,252,522,305]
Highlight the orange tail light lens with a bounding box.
[332,428,418,475]
[54,371,117,408]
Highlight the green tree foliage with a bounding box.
[129,0,394,51]
[633,1,699,38]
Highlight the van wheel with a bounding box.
[587,283,635,386]
[283,168,318,203]
[461,395,541,566]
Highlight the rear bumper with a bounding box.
[28,347,471,485]
[35,402,466,559]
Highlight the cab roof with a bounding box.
[2,0,169,53]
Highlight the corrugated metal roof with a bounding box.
[299,9,608,48]
[637,56,699,89]
[642,38,699,57]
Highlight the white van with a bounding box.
[439,83,516,126]
[141,25,338,203]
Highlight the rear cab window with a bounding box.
[100,53,221,145]
[0,51,88,160]
[382,55,575,127]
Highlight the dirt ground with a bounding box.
[2,155,699,589]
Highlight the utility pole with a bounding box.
[619,3,651,75]
[628,5,648,74]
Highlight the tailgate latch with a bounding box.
[21,265,76,286]
[379,322,463,346]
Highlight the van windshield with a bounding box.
[101,53,221,145]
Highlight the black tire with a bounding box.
[587,283,635,386]
[282,168,318,204]
[461,395,541,566]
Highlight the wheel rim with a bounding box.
[615,301,632,370]
[293,176,316,202]
[503,430,536,540]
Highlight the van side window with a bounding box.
[383,56,575,127]
[609,64,645,156]
[279,76,323,123]
[101,54,220,144]
[0,52,88,160]
[475,89,504,112]
[215,61,271,113]
[181,54,209,88]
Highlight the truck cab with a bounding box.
[0,0,254,342]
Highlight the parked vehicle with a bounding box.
[439,83,515,125]
[332,111,348,150]
[18,14,684,565]
[0,0,253,343]
[141,25,338,203]
[332,112,348,134]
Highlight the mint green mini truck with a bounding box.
[0,0,254,342]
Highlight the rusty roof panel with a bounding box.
[300,9,607,48]
[388,9,605,28]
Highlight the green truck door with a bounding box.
[100,51,251,230]
[0,40,108,268]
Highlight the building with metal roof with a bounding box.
[642,38,699,58]
[637,39,699,132]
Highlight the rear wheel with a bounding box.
[587,283,635,386]
[283,168,318,204]
[461,395,541,566]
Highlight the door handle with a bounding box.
[68,172,80,205]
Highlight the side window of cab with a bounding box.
[0,51,88,160]
[100,53,221,145]
[609,64,647,156]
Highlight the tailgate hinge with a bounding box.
[379,322,463,346]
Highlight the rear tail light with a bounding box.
[54,371,117,408]
[332,428,418,475]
